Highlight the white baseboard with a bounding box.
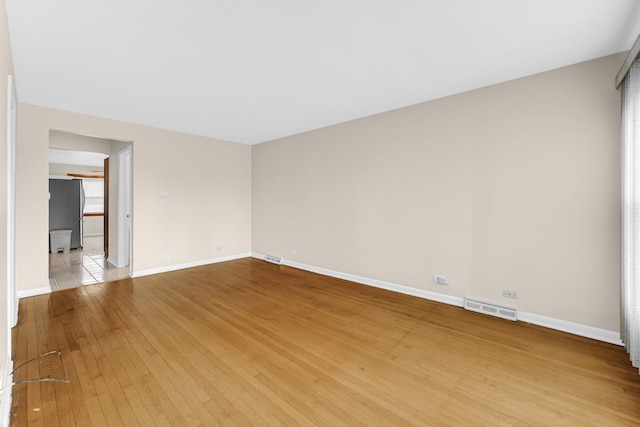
[518,311,622,346]
[1,354,13,427]
[12,297,18,328]
[251,252,621,346]
[17,286,51,299]
[282,256,464,308]
[132,252,252,278]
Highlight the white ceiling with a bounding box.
[6,0,640,145]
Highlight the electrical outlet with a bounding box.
[289,249,297,256]
[433,275,449,285]
[216,246,222,252]
[502,289,517,299]
[161,255,170,261]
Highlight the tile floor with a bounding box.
[48,235,130,291]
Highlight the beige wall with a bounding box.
[253,53,624,332]
[16,104,252,291]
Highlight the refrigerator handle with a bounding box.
[79,180,85,248]
[80,181,85,217]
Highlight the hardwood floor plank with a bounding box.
[51,319,91,426]
[159,276,372,425]
[9,298,26,424]
[25,298,44,427]
[10,258,640,426]
[136,283,303,426]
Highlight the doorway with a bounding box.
[48,131,133,290]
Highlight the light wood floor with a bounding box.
[11,258,640,426]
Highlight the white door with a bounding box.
[118,147,132,268]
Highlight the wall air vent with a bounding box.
[464,297,517,321]
[264,254,283,265]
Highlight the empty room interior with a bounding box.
[2,0,640,425]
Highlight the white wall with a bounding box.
[253,53,624,334]
[16,104,252,293]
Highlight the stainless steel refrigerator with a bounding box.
[49,178,84,251]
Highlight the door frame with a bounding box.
[7,76,17,329]
[104,157,109,257]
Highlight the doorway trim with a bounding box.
[6,76,17,329]
[3,75,17,427]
